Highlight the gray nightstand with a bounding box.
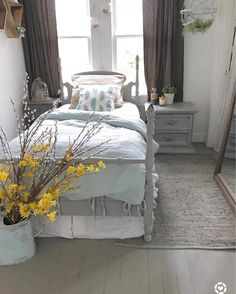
[145,102,197,154]
[25,98,61,123]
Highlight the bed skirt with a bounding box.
[31,216,144,239]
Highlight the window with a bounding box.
[55,0,146,94]
[113,0,145,93]
[55,0,91,81]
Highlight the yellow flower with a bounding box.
[47,211,57,222]
[6,165,11,172]
[19,203,30,219]
[0,190,5,199]
[22,191,30,202]
[0,171,8,181]
[18,160,27,167]
[76,164,85,176]
[25,153,33,161]
[27,172,34,178]
[8,184,18,192]
[5,205,12,214]
[24,153,39,168]
[17,185,24,192]
[37,193,57,214]
[29,202,37,210]
[32,144,50,153]
[29,159,38,168]
[98,161,106,169]
[94,168,100,173]
[7,184,24,193]
[67,166,76,175]
[65,154,72,162]
[47,187,60,199]
[87,164,95,172]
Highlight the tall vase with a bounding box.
[0,218,35,265]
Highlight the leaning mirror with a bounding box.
[214,89,236,212]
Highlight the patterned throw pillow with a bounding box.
[71,74,126,109]
[76,85,120,111]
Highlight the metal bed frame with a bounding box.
[60,57,156,242]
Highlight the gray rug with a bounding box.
[116,152,236,249]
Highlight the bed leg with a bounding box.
[144,184,154,243]
[144,104,155,243]
[144,230,152,243]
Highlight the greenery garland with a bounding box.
[185,18,214,33]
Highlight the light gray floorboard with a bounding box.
[159,250,180,294]
[103,245,124,294]
[148,250,165,294]
[185,249,211,294]
[119,248,149,294]
[171,250,194,294]
[0,239,235,294]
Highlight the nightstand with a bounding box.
[145,102,197,154]
[25,98,61,123]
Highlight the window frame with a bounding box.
[56,0,144,88]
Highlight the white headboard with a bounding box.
[60,55,140,105]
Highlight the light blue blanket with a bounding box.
[9,108,159,204]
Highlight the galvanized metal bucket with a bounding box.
[0,218,35,265]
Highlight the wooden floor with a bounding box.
[0,238,235,294]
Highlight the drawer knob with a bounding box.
[167,119,177,125]
[163,136,174,141]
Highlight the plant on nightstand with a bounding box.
[162,85,177,105]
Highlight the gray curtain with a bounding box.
[143,0,184,101]
[20,0,60,98]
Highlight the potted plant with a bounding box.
[184,18,214,34]
[162,85,177,105]
[0,78,106,265]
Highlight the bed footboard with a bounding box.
[144,104,155,242]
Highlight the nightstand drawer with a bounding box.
[154,131,191,146]
[154,115,192,131]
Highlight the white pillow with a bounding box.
[76,85,120,111]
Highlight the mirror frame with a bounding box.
[214,87,236,213]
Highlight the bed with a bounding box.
[3,64,159,242]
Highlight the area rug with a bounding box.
[116,152,236,249]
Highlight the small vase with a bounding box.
[159,97,166,106]
[0,218,35,265]
[150,93,158,105]
[164,93,175,105]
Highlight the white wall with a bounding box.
[0,33,26,140]
[183,27,215,142]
